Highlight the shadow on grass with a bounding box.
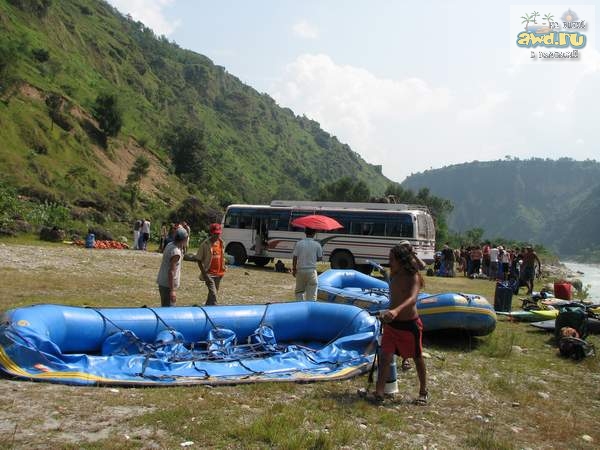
[424,329,485,352]
[313,386,416,409]
[525,327,557,345]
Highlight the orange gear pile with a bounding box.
[73,240,129,249]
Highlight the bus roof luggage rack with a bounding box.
[270,200,430,212]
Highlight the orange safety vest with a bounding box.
[209,239,225,277]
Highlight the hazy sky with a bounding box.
[106,1,599,183]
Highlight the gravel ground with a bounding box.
[1,243,598,449]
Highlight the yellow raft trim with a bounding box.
[0,345,371,385]
[418,305,497,318]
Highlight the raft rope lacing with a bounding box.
[5,304,377,381]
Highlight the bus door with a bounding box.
[252,217,269,256]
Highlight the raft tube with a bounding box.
[317,269,496,336]
[0,302,379,386]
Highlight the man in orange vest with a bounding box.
[197,223,227,305]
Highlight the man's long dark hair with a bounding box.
[390,242,424,287]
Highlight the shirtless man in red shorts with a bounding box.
[375,242,428,405]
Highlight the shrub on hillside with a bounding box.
[87,226,113,241]
[45,93,73,131]
[8,0,52,17]
[39,226,65,242]
[26,201,72,230]
[32,48,49,62]
[69,206,106,224]
[0,182,20,228]
[92,93,122,137]
[162,124,206,181]
[168,196,222,233]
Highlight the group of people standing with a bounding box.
[132,219,151,251]
[434,242,542,295]
[155,222,325,308]
[159,221,191,254]
[153,220,552,409]
[155,223,427,406]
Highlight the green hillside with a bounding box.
[0,0,389,231]
[402,158,600,259]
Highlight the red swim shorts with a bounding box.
[381,317,423,359]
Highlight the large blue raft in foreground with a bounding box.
[317,269,496,336]
[0,302,378,386]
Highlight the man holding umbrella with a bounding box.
[292,227,323,300]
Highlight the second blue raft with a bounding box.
[317,269,496,336]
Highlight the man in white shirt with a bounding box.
[489,245,499,280]
[141,219,151,251]
[156,227,188,306]
[292,228,323,300]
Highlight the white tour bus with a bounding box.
[221,200,436,272]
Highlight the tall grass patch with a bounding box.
[479,323,518,358]
[463,424,513,449]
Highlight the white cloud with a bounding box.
[531,109,545,118]
[271,54,452,180]
[506,47,533,77]
[582,48,600,75]
[292,20,319,40]
[106,0,179,36]
[555,102,567,113]
[457,91,509,125]
[576,138,585,145]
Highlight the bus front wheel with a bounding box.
[227,243,247,266]
[330,251,355,270]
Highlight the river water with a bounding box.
[562,261,600,301]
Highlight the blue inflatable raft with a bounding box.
[317,269,496,336]
[0,302,379,386]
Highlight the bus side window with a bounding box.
[403,223,414,237]
[361,223,373,235]
[349,222,362,235]
[224,214,238,228]
[387,223,401,237]
[275,211,290,230]
[387,222,413,237]
[372,223,385,236]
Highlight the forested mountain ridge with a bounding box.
[402,158,600,258]
[0,0,389,225]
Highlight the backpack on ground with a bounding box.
[554,305,589,342]
[558,336,595,360]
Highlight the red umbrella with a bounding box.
[290,214,343,231]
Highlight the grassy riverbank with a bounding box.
[0,241,598,449]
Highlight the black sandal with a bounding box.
[415,391,428,406]
[357,388,385,405]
